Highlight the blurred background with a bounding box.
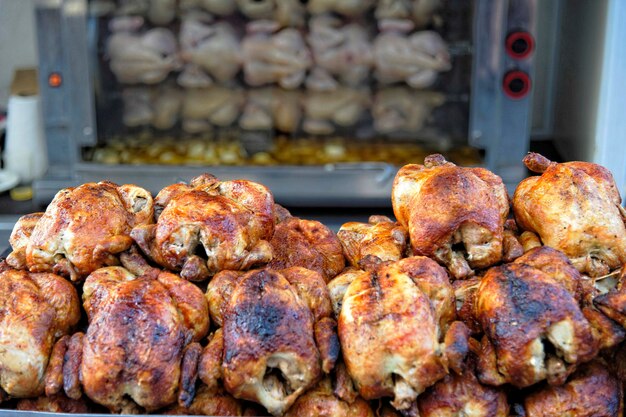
[0,0,624,242]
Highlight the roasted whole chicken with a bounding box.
[307,16,373,89]
[337,215,408,269]
[200,267,339,416]
[239,88,302,133]
[122,85,182,129]
[242,21,312,89]
[519,360,623,417]
[392,154,511,279]
[106,17,181,84]
[474,248,598,388]
[0,265,80,400]
[513,152,626,277]
[7,181,153,281]
[268,216,345,282]
[337,256,469,411]
[132,174,274,281]
[46,250,209,412]
[374,20,450,88]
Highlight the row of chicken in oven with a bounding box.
[107,14,450,90]
[2,152,626,416]
[113,0,440,28]
[121,84,445,135]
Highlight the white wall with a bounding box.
[0,0,38,110]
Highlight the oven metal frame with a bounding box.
[33,0,536,206]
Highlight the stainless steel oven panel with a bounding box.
[470,0,536,184]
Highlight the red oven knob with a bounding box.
[506,31,534,59]
[503,70,531,99]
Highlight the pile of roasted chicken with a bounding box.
[2,152,626,416]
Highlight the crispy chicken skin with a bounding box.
[392,155,510,279]
[338,256,469,411]
[200,267,338,416]
[132,174,274,281]
[16,393,89,413]
[513,152,626,277]
[0,265,80,399]
[283,376,374,417]
[268,217,345,282]
[48,251,209,412]
[337,215,408,268]
[594,267,626,328]
[475,261,598,388]
[7,182,153,281]
[417,355,509,417]
[521,361,623,417]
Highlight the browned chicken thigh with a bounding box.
[47,250,209,413]
[337,256,469,411]
[200,267,339,416]
[513,152,626,277]
[392,154,510,279]
[474,252,598,388]
[166,384,244,416]
[337,215,408,269]
[7,182,153,281]
[16,393,89,413]
[520,360,623,417]
[0,264,80,400]
[132,174,275,281]
[268,216,345,282]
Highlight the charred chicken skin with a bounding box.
[392,154,510,279]
[475,252,598,388]
[200,267,339,416]
[7,181,153,281]
[337,256,469,411]
[46,250,209,413]
[0,265,80,399]
[268,216,345,282]
[520,360,623,417]
[337,215,408,269]
[513,152,626,277]
[132,174,275,281]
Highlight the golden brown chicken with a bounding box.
[16,393,89,413]
[513,152,626,277]
[417,341,509,417]
[337,256,469,411]
[520,360,623,417]
[475,250,598,388]
[6,181,153,281]
[283,376,374,417]
[337,215,408,269]
[268,216,345,282]
[0,264,80,400]
[392,154,510,279]
[199,267,339,416]
[132,174,275,281]
[46,249,209,413]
